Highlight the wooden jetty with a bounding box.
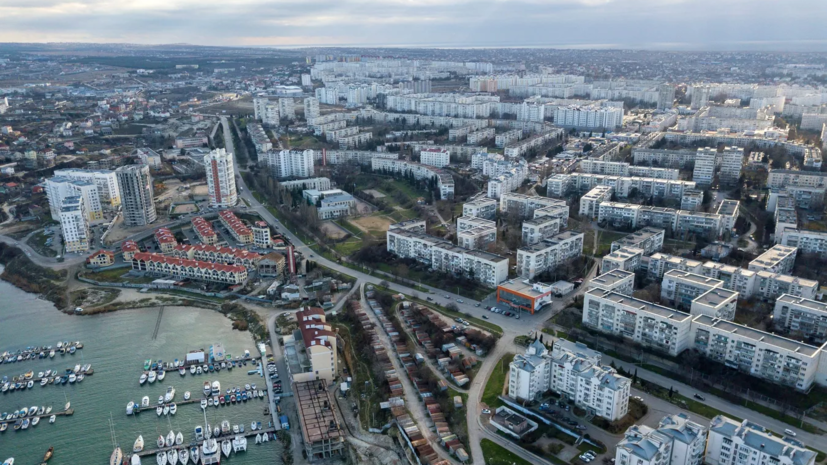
[134,427,277,458]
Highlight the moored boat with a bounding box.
[110,447,123,465]
[221,440,231,458]
[133,435,144,453]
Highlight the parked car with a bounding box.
[785,429,797,437]
[693,394,705,401]
[475,303,481,307]
[481,409,491,415]
[482,315,489,319]
[457,299,464,303]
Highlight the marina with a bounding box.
[132,426,277,459]
[0,271,283,465]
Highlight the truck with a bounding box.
[280,414,290,430]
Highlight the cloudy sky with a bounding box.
[0,0,825,50]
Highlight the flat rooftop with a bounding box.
[693,314,820,356]
[294,381,344,444]
[777,294,827,314]
[587,288,693,322]
[613,227,664,247]
[498,279,552,298]
[590,269,634,288]
[664,270,724,288]
[717,200,740,216]
[694,288,739,308]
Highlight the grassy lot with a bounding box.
[583,230,627,257]
[26,230,57,257]
[331,239,363,257]
[481,353,515,407]
[80,266,155,284]
[481,439,532,465]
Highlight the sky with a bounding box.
[0,0,826,50]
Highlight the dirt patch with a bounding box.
[191,185,209,196]
[350,215,393,233]
[353,198,376,215]
[171,203,198,215]
[362,189,386,199]
[320,221,350,240]
[71,287,121,308]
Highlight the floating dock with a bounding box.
[0,408,75,428]
[1,341,84,365]
[130,391,267,415]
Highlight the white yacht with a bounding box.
[211,381,220,395]
[155,452,167,465]
[200,399,208,409]
[169,403,177,415]
[126,401,135,415]
[157,370,166,381]
[232,435,247,452]
[183,391,190,401]
[164,386,176,403]
[189,447,198,465]
[156,406,163,417]
[166,449,177,465]
[165,431,175,447]
[221,440,231,458]
[133,435,144,453]
[178,449,188,465]
[194,425,204,441]
[201,438,220,465]
[131,454,141,465]
[189,365,196,375]
[175,432,183,445]
[139,373,147,385]
[147,371,156,383]
[141,396,150,408]
[163,405,170,416]
[110,448,124,465]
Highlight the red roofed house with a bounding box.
[283,307,338,383]
[87,250,115,267]
[131,252,247,284]
[218,210,252,244]
[171,243,261,270]
[154,227,178,254]
[120,240,139,261]
[191,217,218,245]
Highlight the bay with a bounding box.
[0,268,282,464]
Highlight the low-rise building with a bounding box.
[705,416,815,465]
[131,252,248,284]
[120,240,139,261]
[496,280,554,314]
[490,406,539,439]
[154,227,178,254]
[218,210,253,244]
[86,250,115,267]
[258,252,286,277]
[191,217,218,245]
[171,244,262,270]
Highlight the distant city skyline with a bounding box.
[1,0,826,51]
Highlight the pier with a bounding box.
[1,367,95,395]
[130,391,268,415]
[134,427,278,458]
[0,408,75,427]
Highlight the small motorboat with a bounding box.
[221,420,230,434]
[213,426,220,438]
[147,371,156,384]
[169,403,177,415]
[21,419,29,430]
[251,421,257,431]
[194,425,204,441]
[131,454,141,465]
[64,402,70,411]
[158,396,164,405]
[255,433,261,444]
[163,405,170,416]
[156,406,163,417]
[233,424,239,434]
[200,399,208,409]
[212,397,219,407]
[179,368,186,376]
[157,435,165,448]
[196,366,202,375]
[0,423,7,432]
[139,373,148,385]
[141,397,150,408]
[134,435,144,453]
[31,416,39,426]
[76,374,84,383]
[144,360,152,370]
[262,432,269,443]
[37,406,45,415]
[127,401,135,415]
[41,446,54,463]
[221,440,231,458]
[189,366,196,375]
[219,396,225,405]
[211,381,220,395]
[183,391,190,401]
[175,432,183,446]
[164,386,176,403]
[40,378,48,387]
[157,370,165,381]
[48,415,56,424]
[203,382,211,396]
[26,380,34,388]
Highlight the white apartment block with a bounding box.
[204,148,238,208]
[508,338,553,402]
[774,294,827,343]
[691,315,823,391]
[278,98,296,120]
[521,216,561,245]
[320,150,397,165]
[456,216,497,250]
[471,151,502,170]
[579,159,679,180]
[598,202,724,238]
[661,270,725,311]
[748,244,797,274]
[386,229,508,286]
[53,168,121,207]
[303,97,320,121]
[627,165,680,180]
[554,105,623,129]
[462,197,497,220]
[549,173,696,200]
[279,177,332,191]
[516,231,584,279]
[767,170,827,190]
[338,131,373,149]
[583,289,694,357]
[720,147,745,186]
[602,247,644,274]
[253,97,280,126]
[633,148,697,168]
[420,148,450,168]
[780,229,827,257]
[754,270,818,301]
[495,129,523,148]
[689,287,739,321]
[503,130,559,158]
[692,147,717,185]
[534,204,570,228]
[611,227,665,255]
[46,177,103,222]
[265,150,315,179]
[467,127,496,145]
[579,185,614,219]
[706,416,816,465]
[716,200,740,232]
[371,158,454,200]
[616,415,707,465]
[647,253,704,279]
[500,193,565,219]
[589,269,635,296]
[59,195,90,254]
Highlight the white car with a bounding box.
[785,429,797,437]
[481,409,491,415]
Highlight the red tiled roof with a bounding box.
[154,227,177,244]
[218,210,251,236]
[191,217,216,237]
[133,252,246,274]
[121,240,139,252]
[174,243,261,260]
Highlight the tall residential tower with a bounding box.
[204,148,238,208]
[116,164,157,226]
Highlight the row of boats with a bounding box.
[199,383,265,409]
[0,403,70,432]
[1,365,92,393]
[0,341,83,365]
[127,388,192,415]
[139,361,240,385]
[115,428,259,465]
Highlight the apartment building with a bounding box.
[252,221,271,248]
[675,211,725,239]
[386,229,508,286]
[716,200,740,232]
[116,164,157,226]
[279,177,332,192]
[616,415,707,465]
[705,416,816,465]
[338,131,373,149]
[171,244,261,270]
[218,210,253,244]
[774,295,827,342]
[691,315,822,391]
[579,185,614,219]
[508,338,553,402]
[554,105,624,129]
[580,159,679,180]
[371,158,455,200]
[602,247,644,273]
[583,289,694,357]
[681,190,704,211]
[647,253,703,279]
[690,288,739,321]
[516,231,585,279]
[59,196,90,253]
[420,148,450,168]
[462,197,497,220]
[53,168,121,207]
[780,229,827,257]
[278,98,296,120]
[500,193,565,219]
[692,147,717,185]
[191,217,218,245]
[534,204,570,228]
[767,187,826,212]
[154,227,177,254]
[495,129,523,148]
[503,130,560,158]
[253,97,280,126]
[611,227,665,255]
[589,269,635,296]
[754,270,818,301]
[632,148,697,168]
[46,177,103,222]
[627,165,680,180]
[120,240,139,261]
[131,252,248,285]
[303,97,320,120]
[521,216,561,245]
[204,148,238,208]
[265,150,315,179]
[748,245,797,274]
[456,216,497,250]
[768,170,827,190]
[720,147,745,186]
[548,173,695,200]
[661,270,725,311]
[288,307,339,383]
